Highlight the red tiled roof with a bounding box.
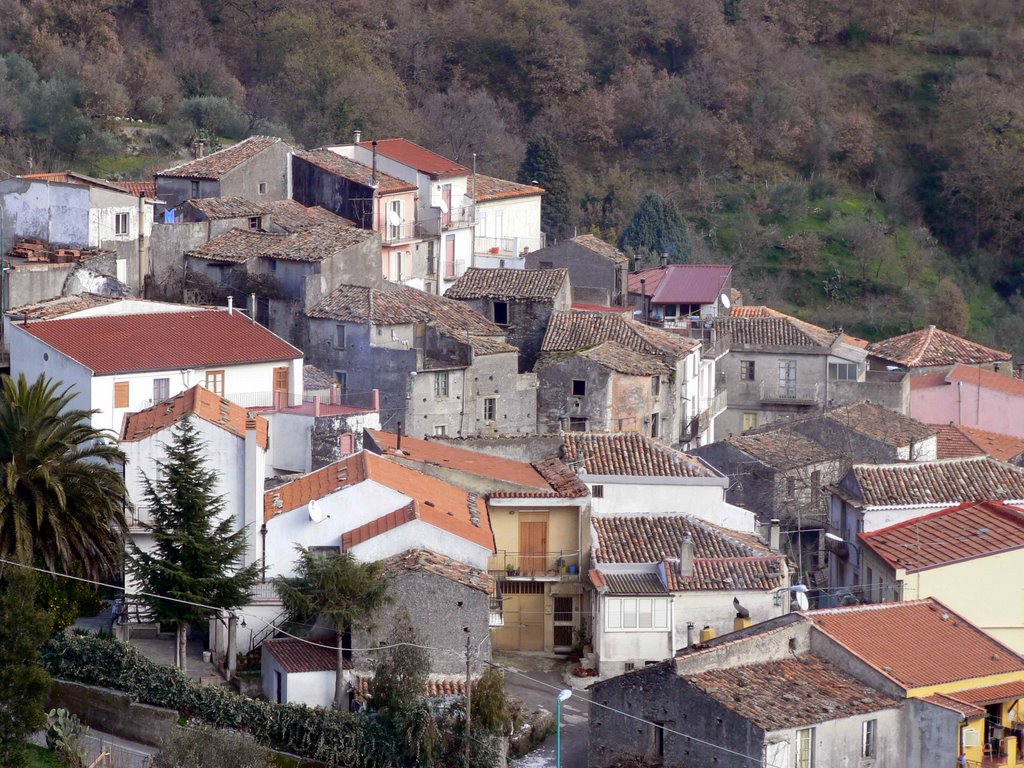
[20,171,136,195]
[807,598,1024,689]
[188,221,375,263]
[847,456,1024,508]
[570,302,627,313]
[472,174,544,202]
[367,429,552,491]
[577,340,673,375]
[629,264,732,306]
[935,423,1024,462]
[562,432,716,477]
[954,680,1024,705]
[119,180,157,198]
[158,137,282,180]
[358,138,469,179]
[264,452,494,551]
[296,150,416,193]
[687,656,899,730]
[121,385,269,449]
[264,637,347,673]
[262,199,351,233]
[819,401,936,447]
[381,548,489,592]
[715,315,838,348]
[912,363,1024,400]
[593,571,668,594]
[178,196,267,220]
[868,326,1011,368]
[20,309,301,375]
[859,500,1024,572]
[921,693,986,719]
[446,267,568,301]
[357,674,466,697]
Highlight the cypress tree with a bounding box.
[620,190,692,265]
[127,417,260,672]
[519,136,574,241]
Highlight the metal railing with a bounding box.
[128,506,153,530]
[249,581,282,603]
[760,381,821,404]
[443,258,466,280]
[473,235,546,257]
[488,550,581,579]
[382,220,420,244]
[444,205,476,229]
[248,607,289,652]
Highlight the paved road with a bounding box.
[495,651,589,768]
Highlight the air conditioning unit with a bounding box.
[962,729,980,748]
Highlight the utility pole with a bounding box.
[464,631,473,768]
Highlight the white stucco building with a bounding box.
[471,174,545,270]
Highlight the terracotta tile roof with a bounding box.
[912,363,1024,400]
[472,173,544,202]
[356,674,466,697]
[9,292,121,320]
[541,311,697,359]
[868,325,1011,368]
[121,385,269,449]
[687,656,899,730]
[528,455,590,498]
[921,693,987,720]
[859,500,1024,572]
[446,268,568,301]
[381,548,490,592]
[119,180,157,198]
[158,137,282,180]
[807,598,1024,689]
[561,432,716,477]
[629,264,732,306]
[847,456,1024,508]
[264,637,347,673]
[727,306,868,348]
[304,364,336,390]
[954,680,1024,705]
[308,283,515,356]
[263,199,351,233]
[188,221,375,263]
[597,571,668,594]
[714,315,838,348]
[21,309,301,375]
[726,431,840,471]
[567,235,628,264]
[296,150,416,193]
[359,138,469,179]
[935,423,1024,462]
[264,451,494,551]
[575,340,672,375]
[179,196,267,220]
[593,515,783,591]
[21,171,136,195]
[816,401,936,447]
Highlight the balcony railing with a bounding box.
[249,581,282,603]
[382,220,421,244]
[443,258,466,281]
[760,381,822,405]
[444,205,475,230]
[488,550,581,580]
[128,506,154,530]
[473,235,546,258]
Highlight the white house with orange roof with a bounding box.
[471,174,545,269]
[8,305,303,433]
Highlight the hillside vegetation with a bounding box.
[1,0,1023,354]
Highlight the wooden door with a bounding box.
[520,520,548,576]
[273,366,289,397]
[516,592,545,651]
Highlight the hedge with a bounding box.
[40,634,396,767]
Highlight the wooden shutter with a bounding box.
[273,366,289,395]
[114,381,129,408]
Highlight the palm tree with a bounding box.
[276,547,392,708]
[0,373,128,578]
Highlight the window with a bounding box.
[787,476,796,497]
[572,379,586,396]
[638,598,653,628]
[258,182,267,195]
[388,200,402,240]
[539,261,554,269]
[205,370,225,396]
[778,359,797,396]
[114,381,130,408]
[493,301,509,325]
[605,597,669,630]
[568,417,587,431]
[190,180,200,198]
[268,258,278,272]
[484,397,496,421]
[829,362,859,381]
[114,212,129,235]
[652,723,666,761]
[434,425,447,437]
[742,412,759,431]
[153,378,169,403]
[650,413,659,438]
[435,371,450,398]
[861,720,876,759]
[591,484,604,498]
[796,727,814,768]
[335,371,347,392]
[651,376,661,396]
[740,360,755,380]
[335,324,347,348]
[248,216,261,230]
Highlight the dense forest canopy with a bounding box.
[2,0,1024,353]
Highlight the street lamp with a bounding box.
[557,688,572,768]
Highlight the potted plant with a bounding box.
[506,563,519,577]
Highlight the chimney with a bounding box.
[353,129,362,144]
[769,519,781,552]
[679,533,694,579]
[371,140,379,187]
[640,278,648,322]
[227,295,233,314]
[193,138,205,159]
[686,621,695,648]
[660,252,668,267]
[396,421,403,452]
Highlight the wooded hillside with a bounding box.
[2,0,1023,353]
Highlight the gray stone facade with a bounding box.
[155,140,291,211]
[525,239,628,307]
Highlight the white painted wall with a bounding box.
[348,518,490,568]
[265,411,313,474]
[9,327,93,417]
[586,478,755,533]
[261,652,335,708]
[475,195,544,256]
[0,180,91,246]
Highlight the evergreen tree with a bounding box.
[620,191,692,266]
[126,417,260,673]
[0,565,50,768]
[518,136,574,241]
[276,547,391,708]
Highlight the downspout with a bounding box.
[138,192,146,296]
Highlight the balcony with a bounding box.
[382,220,421,244]
[759,381,822,405]
[443,205,475,230]
[249,581,282,604]
[474,234,546,258]
[489,550,581,581]
[128,506,154,531]
[442,259,467,281]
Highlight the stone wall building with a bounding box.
[525,234,628,307]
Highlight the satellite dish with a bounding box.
[387,209,402,227]
[308,499,326,523]
[438,200,450,214]
[720,293,731,309]
[794,591,809,611]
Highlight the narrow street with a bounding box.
[494,651,589,768]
